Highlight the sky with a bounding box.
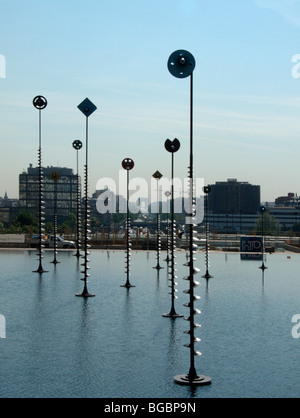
[1,0,300,202]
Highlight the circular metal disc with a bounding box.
[33,96,48,110]
[50,171,61,182]
[260,205,267,214]
[122,158,135,171]
[168,50,196,79]
[73,140,83,150]
[165,138,181,153]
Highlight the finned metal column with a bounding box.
[202,186,213,279]
[121,158,136,288]
[259,205,268,271]
[32,95,48,275]
[168,50,211,386]
[164,191,171,264]
[152,171,164,271]
[50,171,61,265]
[73,140,83,259]
[76,98,97,298]
[163,139,183,319]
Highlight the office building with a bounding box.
[208,179,261,215]
[19,164,80,221]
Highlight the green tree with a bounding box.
[13,212,38,227]
[45,222,54,234]
[292,223,300,233]
[255,211,281,236]
[9,211,38,234]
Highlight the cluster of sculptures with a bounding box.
[32,50,212,387]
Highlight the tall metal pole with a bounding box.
[73,140,83,259]
[153,171,164,270]
[121,158,135,288]
[168,50,211,386]
[163,139,183,319]
[76,98,97,298]
[164,191,171,263]
[50,171,61,265]
[259,205,267,271]
[33,96,48,275]
[202,186,213,279]
[187,72,198,382]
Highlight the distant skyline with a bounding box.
[1,0,300,202]
[1,162,296,205]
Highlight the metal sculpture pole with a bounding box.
[163,139,183,319]
[164,191,171,263]
[72,140,83,259]
[121,158,136,288]
[202,186,213,279]
[33,96,48,274]
[153,171,164,270]
[168,50,211,386]
[76,98,97,298]
[259,205,268,271]
[50,171,61,265]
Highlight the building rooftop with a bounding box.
[23,164,74,176]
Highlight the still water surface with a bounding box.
[0,249,299,398]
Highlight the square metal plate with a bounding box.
[78,98,97,118]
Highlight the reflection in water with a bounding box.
[261,268,265,290]
[0,250,299,398]
[167,319,180,367]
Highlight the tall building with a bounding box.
[19,164,80,221]
[275,192,300,208]
[0,192,20,224]
[208,179,261,215]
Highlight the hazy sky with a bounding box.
[1,0,300,202]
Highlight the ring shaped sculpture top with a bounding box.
[122,158,135,171]
[33,96,48,110]
[203,185,211,194]
[72,140,83,150]
[165,138,181,153]
[168,50,196,79]
[260,205,267,214]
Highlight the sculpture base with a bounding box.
[174,374,212,386]
[33,269,49,274]
[120,284,136,288]
[259,264,268,271]
[75,292,95,298]
[162,313,184,319]
[202,273,213,279]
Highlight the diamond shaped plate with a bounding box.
[78,98,97,118]
[153,170,163,180]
